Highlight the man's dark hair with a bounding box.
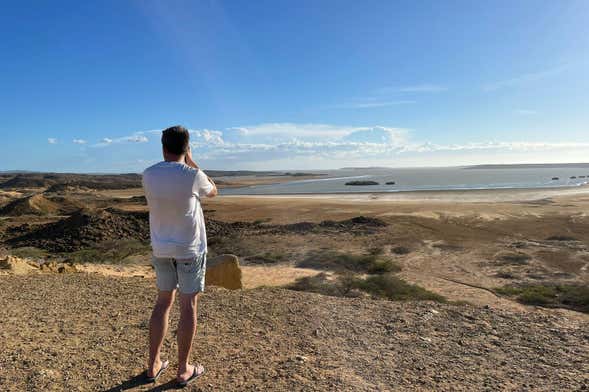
[161,125,190,155]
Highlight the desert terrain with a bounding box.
[0,172,588,391]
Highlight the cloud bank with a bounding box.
[48,123,589,171]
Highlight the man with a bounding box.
[142,125,218,387]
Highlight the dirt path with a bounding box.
[76,264,320,289]
[1,274,588,391]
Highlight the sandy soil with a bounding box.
[2,183,589,390]
[0,274,587,391]
[201,190,589,318]
[77,264,320,290]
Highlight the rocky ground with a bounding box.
[2,177,589,391]
[0,273,588,392]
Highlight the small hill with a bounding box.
[0,194,60,216]
[0,174,56,189]
[7,208,150,252]
[0,194,83,216]
[0,173,143,191]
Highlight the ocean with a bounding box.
[219,166,589,195]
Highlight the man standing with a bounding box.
[142,125,217,387]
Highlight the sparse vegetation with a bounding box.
[289,272,445,302]
[368,246,385,256]
[64,239,150,264]
[496,252,531,265]
[496,284,589,313]
[391,246,411,255]
[495,271,517,279]
[546,235,577,242]
[252,218,272,225]
[297,250,401,274]
[432,243,463,251]
[245,251,288,264]
[9,247,48,260]
[355,274,446,302]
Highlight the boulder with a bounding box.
[206,254,243,290]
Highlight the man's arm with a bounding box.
[185,147,218,197]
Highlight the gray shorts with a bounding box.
[151,253,207,294]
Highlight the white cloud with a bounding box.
[125,135,149,143]
[483,65,568,92]
[81,123,589,170]
[73,139,87,144]
[193,138,589,165]
[93,133,148,147]
[181,122,589,166]
[189,129,224,145]
[227,123,359,139]
[48,138,57,144]
[342,127,407,144]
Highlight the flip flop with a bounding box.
[177,364,205,388]
[145,360,169,383]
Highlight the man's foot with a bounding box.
[146,359,169,382]
[177,364,205,387]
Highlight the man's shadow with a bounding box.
[102,373,181,392]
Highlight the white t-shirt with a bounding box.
[142,161,214,259]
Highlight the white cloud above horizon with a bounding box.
[48,138,57,144]
[91,133,148,147]
[49,123,589,171]
[73,139,87,144]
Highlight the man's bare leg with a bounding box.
[148,290,175,377]
[176,292,201,382]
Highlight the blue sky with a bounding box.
[1,0,588,172]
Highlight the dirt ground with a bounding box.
[2,180,589,391]
[0,274,587,392]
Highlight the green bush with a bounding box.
[298,250,401,274]
[246,251,288,264]
[289,273,347,297]
[496,284,589,313]
[496,252,531,265]
[391,246,411,255]
[289,272,445,302]
[9,247,48,260]
[356,274,446,302]
[64,239,150,264]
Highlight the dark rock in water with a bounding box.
[570,176,577,179]
[551,177,559,181]
[385,181,396,185]
[579,176,586,178]
[345,181,379,186]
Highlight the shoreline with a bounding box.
[219,184,589,203]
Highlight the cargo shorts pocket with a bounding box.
[178,259,200,274]
[176,254,206,294]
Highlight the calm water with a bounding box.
[220,166,589,195]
